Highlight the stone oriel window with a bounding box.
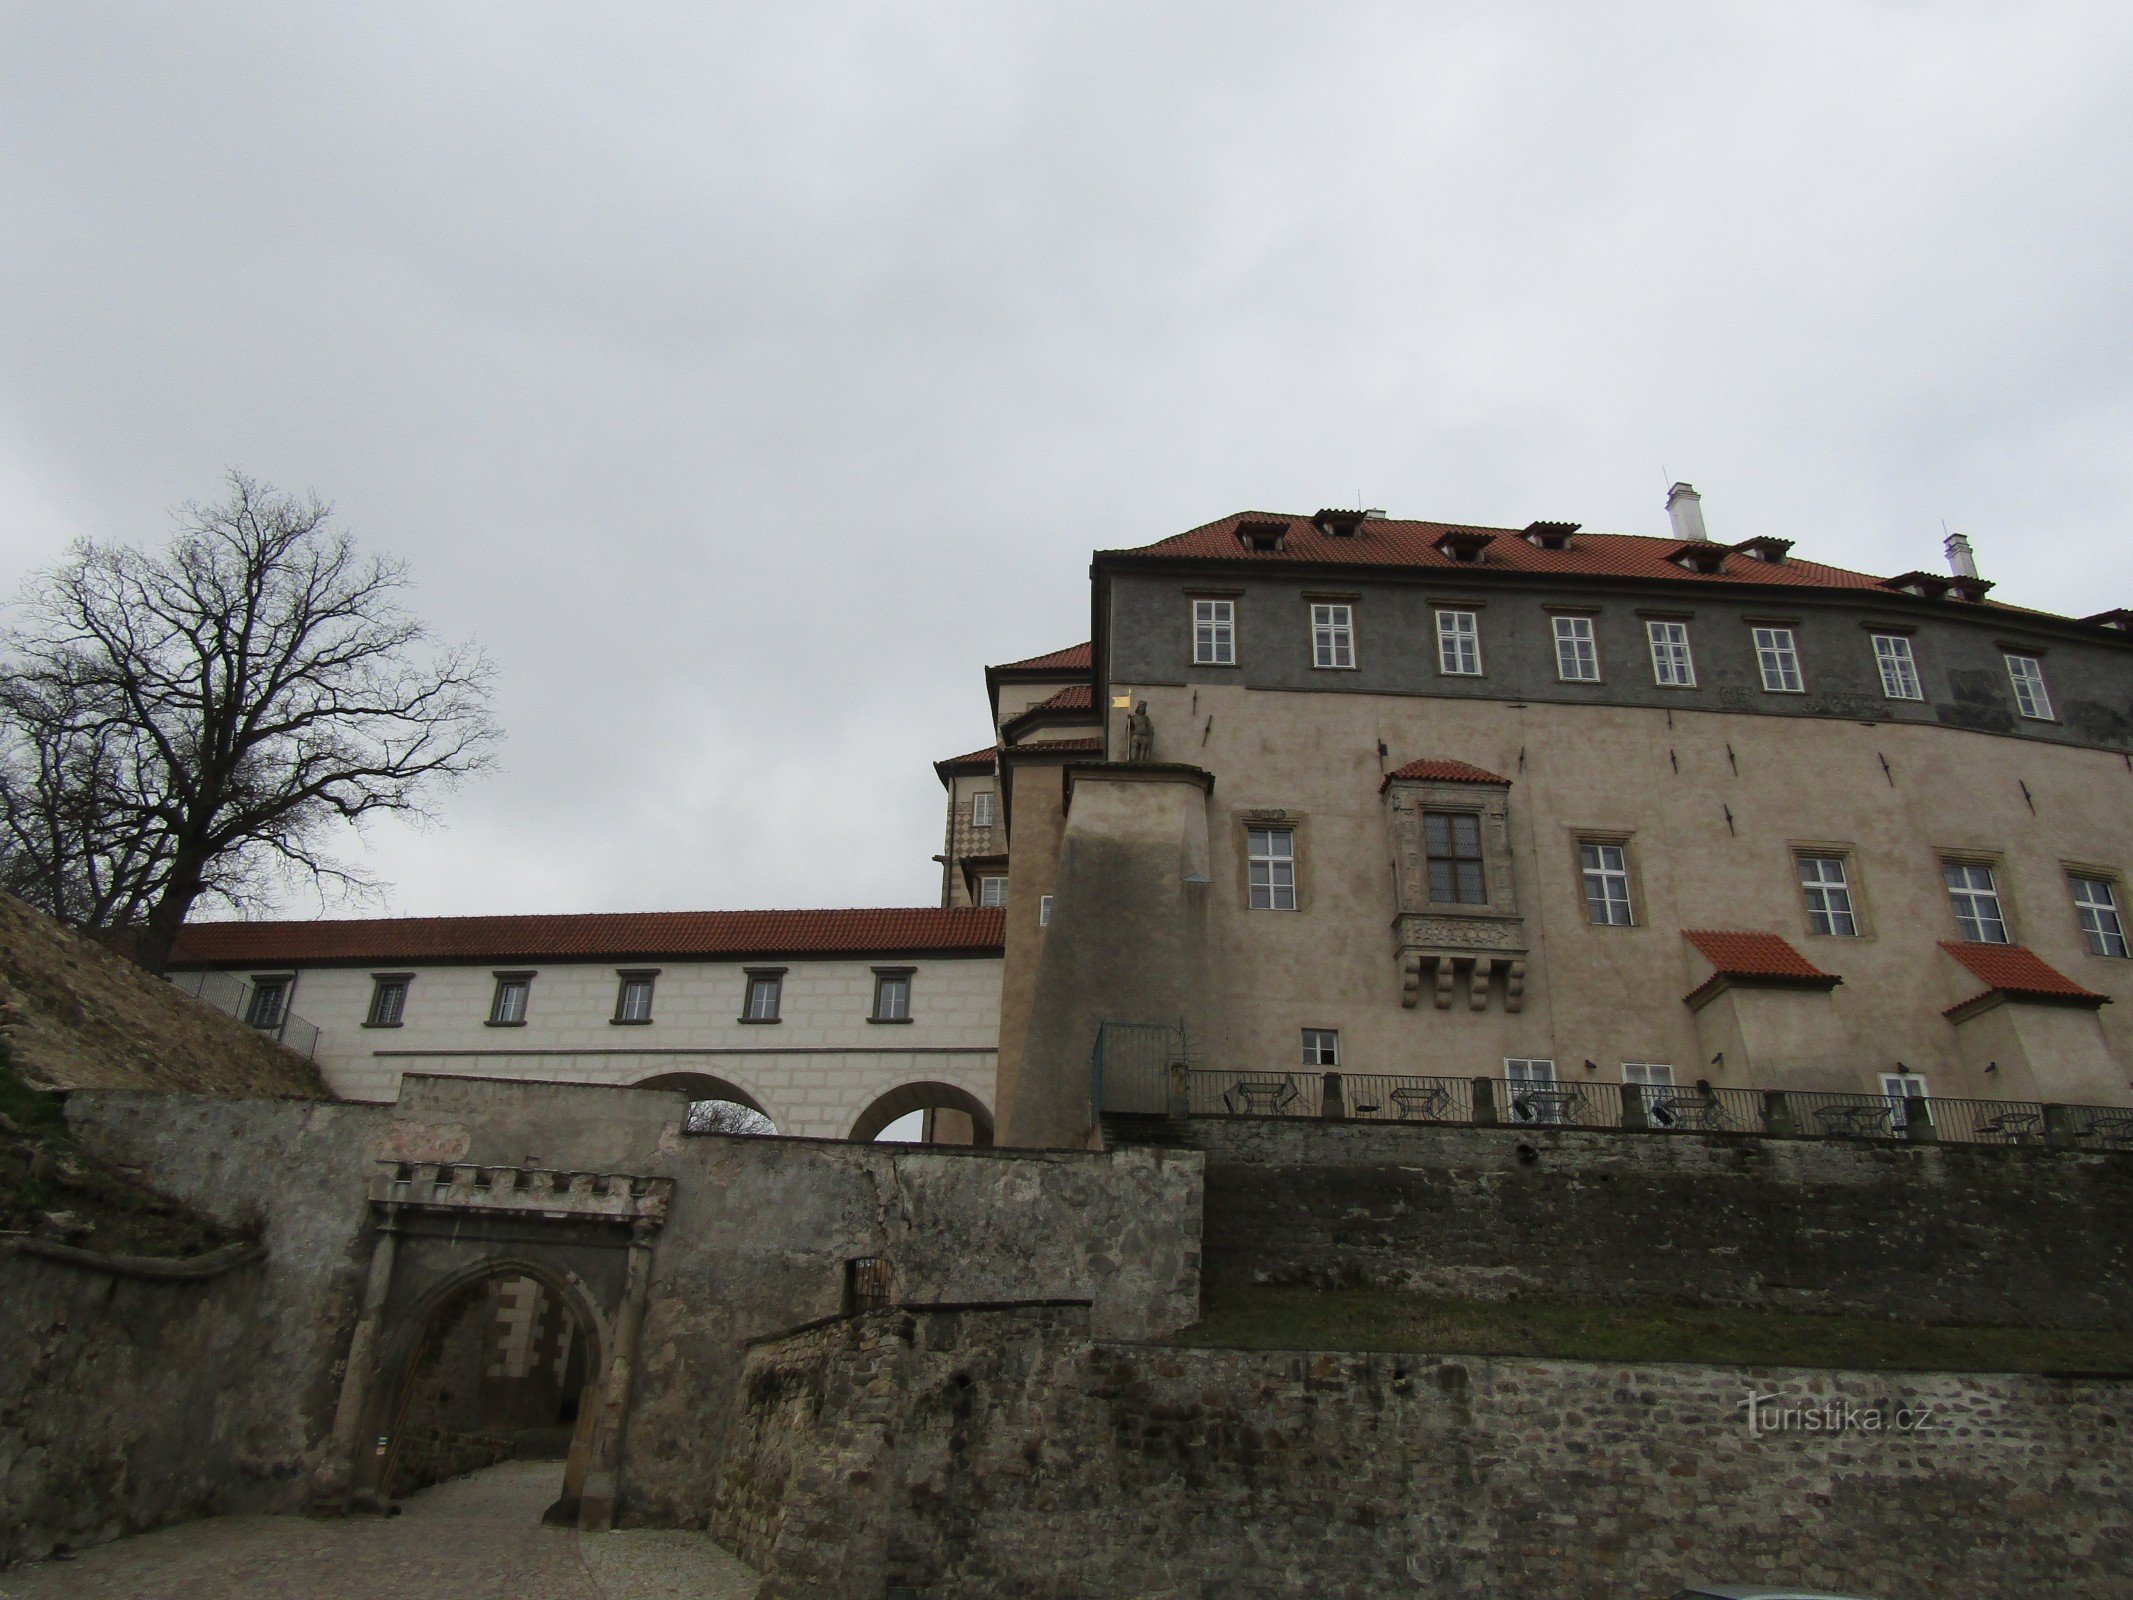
[1424,811,1487,905]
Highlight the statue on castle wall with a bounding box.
[1126,700,1154,763]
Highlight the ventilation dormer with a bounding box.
[1522,520,1579,550]
[1435,529,1495,563]
[1729,536,1793,565]
[1668,542,1728,575]
[1881,571,1955,600]
[2083,608,2133,633]
[1945,576,1994,603]
[1236,518,1288,553]
[1313,508,1368,537]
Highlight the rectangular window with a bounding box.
[1192,598,1236,666]
[1038,893,1054,926]
[365,974,409,1028]
[2072,876,2129,957]
[1881,1072,1928,1132]
[1505,1058,1562,1123]
[1424,811,1487,905]
[1645,620,1695,687]
[1246,826,1298,911]
[1623,1062,1676,1121]
[1943,862,2009,944]
[1579,841,1634,926]
[977,875,1009,907]
[871,969,913,1022]
[1436,609,1482,676]
[1796,855,1859,937]
[2005,654,2053,720]
[488,973,532,1025]
[971,791,996,829]
[1301,1028,1339,1067]
[613,971,656,1024]
[743,970,784,1022]
[1552,615,1600,682]
[1872,634,1922,700]
[245,976,291,1030]
[1311,603,1355,669]
[1753,626,1804,693]
[845,1256,892,1314]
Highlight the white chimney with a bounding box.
[1666,482,1709,542]
[1944,532,1978,579]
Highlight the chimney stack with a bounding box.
[1666,482,1709,542]
[1944,532,1978,580]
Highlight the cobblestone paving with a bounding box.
[0,1461,761,1600]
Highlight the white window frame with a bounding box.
[970,790,996,829]
[614,971,656,1023]
[1192,598,1236,666]
[2072,875,2129,958]
[1436,609,1482,676]
[870,970,913,1022]
[1038,894,1054,927]
[1505,1058,1562,1122]
[1871,634,1922,701]
[1552,615,1600,682]
[1623,1062,1676,1122]
[977,875,1009,908]
[1301,1028,1339,1067]
[1311,603,1356,670]
[2005,654,2053,720]
[489,973,532,1025]
[1645,620,1695,688]
[1943,861,2009,944]
[1881,1072,1928,1132]
[1796,854,1859,937]
[1579,841,1634,926]
[1247,826,1298,911]
[743,970,783,1022]
[1753,626,1805,693]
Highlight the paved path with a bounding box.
[0,1460,761,1600]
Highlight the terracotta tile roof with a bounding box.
[934,745,999,780]
[1033,683,1093,712]
[168,907,1006,967]
[992,642,1092,672]
[1682,930,1841,1007]
[1003,736,1104,757]
[1107,513,1905,595]
[1380,758,1510,789]
[1939,941,2105,1009]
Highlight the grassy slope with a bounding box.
[1177,1283,2133,1375]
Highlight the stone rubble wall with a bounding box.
[722,1304,2133,1600]
[1187,1116,2133,1328]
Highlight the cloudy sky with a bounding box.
[4,3,2129,921]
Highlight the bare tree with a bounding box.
[684,1099,777,1136]
[0,472,498,970]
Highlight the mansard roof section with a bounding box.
[168,906,1008,968]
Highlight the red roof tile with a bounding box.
[1684,930,1839,985]
[1003,736,1105,757]
[1939,942,2105,1007]
[1032,683,1093,712]
[169,907,1006,967]
[992,642,1092,672]
[1108,513,1906,596]
[1381,758,1510,789]
[934,745,999,780]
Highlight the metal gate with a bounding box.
[1091,1021,1191,1115]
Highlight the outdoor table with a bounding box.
[1510,1087,1582,1124]
[1979,1111,2042,1144]
[1224,1078,1300,1116]
[1649,1093,1728,1131]
[1390,1083,1451,1121]
[2080,1114,2133,1149]
[1815,1102,1893,1137]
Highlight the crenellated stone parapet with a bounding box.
[367,1160,673,1225]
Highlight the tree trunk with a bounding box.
[133,850,208,976]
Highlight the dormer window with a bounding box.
[1881,572,1954,600]
[1435,530,1494,563]
[1668,543,1727,575]
[1313,508,1367,537]
[2082,608,2133,632]
[1522,520,1579,550]
[1236,519,1287,553]
[1730,536,1793,564]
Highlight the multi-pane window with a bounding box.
[977,875,1009,907]
[614,971,656,1024]
[743,970,783,1021]
[365,974,409,1027]
[1623,1062,1676,1121]
[971,790,996,829]
[1436,609,1482,676]
[489,973,532,1025]
[1646,620,1695,687]
[2072,876,2130,957]
[1872,634,1922,700]
[2005,654,2053,720]
[1881,1072,1929,1133]
[1579,841,1634,926]
[1192,599,1236,665]
[1796,855,1859,937]
[1943,862,2009,944]
[1038,894,1054,926]
[1301,1028,1339,1067]
[1424,811,1487,905]
[246,976,291,1029]
[1311,603,1355,669]
[871,970,913,1021]
[1753,627,1804,692]
[1246,826,1298,911]
[1552,615,1600,682]
[1505,1058,1562,1122]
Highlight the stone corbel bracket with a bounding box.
[368,1161,673,1227]
[1383,762,1529,1012]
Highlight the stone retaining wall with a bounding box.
[1186,1116,2133,1327]
[720,1304,2133,1599]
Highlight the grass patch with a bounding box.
[0,1045,236,1258]
[1176,1283,2133,1374]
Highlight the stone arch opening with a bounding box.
[376,1258,605,1507]
[634,1071,778,1135]
[849,1081,996,1147]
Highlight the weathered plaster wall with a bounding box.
[1186,1117,2133,1328]
[721,1304,2133,1600]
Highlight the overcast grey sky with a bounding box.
[4,3,2130,920]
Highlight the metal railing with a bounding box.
[1157,1065,2133,1153]
[166,969,322,1060]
